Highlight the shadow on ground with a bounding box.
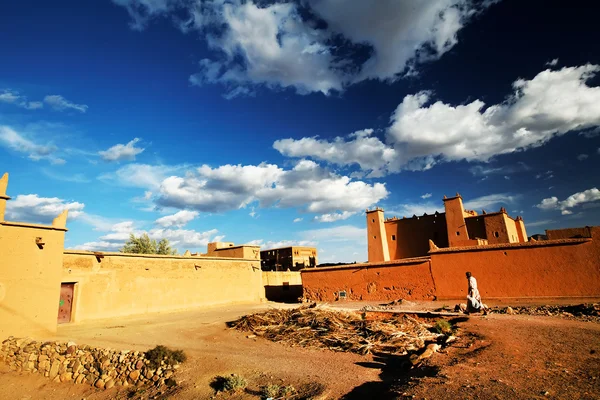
[341,352,440,399]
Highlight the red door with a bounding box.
[58,283,75,324]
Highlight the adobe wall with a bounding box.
[546,227,593,240]
[62,251,265,322]
[209,245,260,260]
[385,214,448,259]
[301,258,436,302]
[0,221,66,337]
[430,235,600,300]
[262,271,302,303]
[366,209,390,263]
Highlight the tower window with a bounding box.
[456,231,460,236]
[391,235,396,241]
[494,232,499,238]
[372,218,375,223]
[373,235,376,239]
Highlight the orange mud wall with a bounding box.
[301,259,436,302]
[431,236,600,300]
[62,251,265,322]
[385,214,448,260]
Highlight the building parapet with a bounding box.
[63,249,260,262]
[429,238,591,254]
[301,256,431,273]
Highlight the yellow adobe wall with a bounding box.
[262,271,302,286]
[502,214,521,243]
[0,222,66,337]
[62,251,265,322]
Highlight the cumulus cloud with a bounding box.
[99,138,145,162]
[5,194,85,223]
[546,58,559,66]
[536,188,600,215]
[314,211,356,223]
[43,95,88,113]
[74,219,221,252]
[155,160,388,214]
[113,0,495,96]
[99,163,186,190]
[274,129,396,178]
[389,193,517,217]
[577,154,589,161]
[421,193,432,199]
[0,126,64,164]
[275,64,600,173]
[155,210,199,228]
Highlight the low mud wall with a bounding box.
[430,237,600,300]
[62,251,264,322]
[262,271,302,303]
[301,258,436,302]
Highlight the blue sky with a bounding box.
[1,0,600,263]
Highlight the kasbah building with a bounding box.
[1,168,599,340]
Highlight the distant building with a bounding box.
[261,246,318,271]
[199,242,260,260]
[367,193,528,262]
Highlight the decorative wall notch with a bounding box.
[35,237,45,249]
[93,252,104,263]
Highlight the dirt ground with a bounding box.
[0,301,599,399]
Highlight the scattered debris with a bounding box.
[228,306,448,356]
[490,303,600,322]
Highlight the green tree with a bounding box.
[120,233,178,255]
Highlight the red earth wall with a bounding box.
[301,258,436,302]
[302,227,600,302]
[431,236,600,300]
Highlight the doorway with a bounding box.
[58,283,75,324]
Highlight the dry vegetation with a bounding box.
[228,305,449,356]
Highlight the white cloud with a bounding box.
[421,193,432,199]
[74,219,221,252]
[546,58,559,66]
[0,90,44,110]
[5,194,85,224]
[43,95,88,113]
[155,160,388,214]
[99,163,186,190]
[114,0,494,96]
[274,64,600,173]
[248,239,317,249]
[389,193,516,217]
[536,188,600,215]
[0,126,64,164]
[99,138,145,162]
[155,210,198,228]
[577,153,589,161]
[293,217,303,223]
[299,225,365,243]
[526,219,555,228]
[273,129,396,178]
[314,211,356,223]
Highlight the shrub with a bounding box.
[434,319,453,335]
[145,345,187,369]
[260,384,297,399]
[213,374,247,392]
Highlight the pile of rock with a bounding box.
[0,337,181,390]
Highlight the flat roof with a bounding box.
[261,246,317,252]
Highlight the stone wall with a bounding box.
[0,337,181,389]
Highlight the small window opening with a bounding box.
[372,218,375,223]
[494,231,499,238]
[391,235,396,241]
[456,231,460,236]
[373,235,377,239]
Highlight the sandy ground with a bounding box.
[0,300,599,399]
